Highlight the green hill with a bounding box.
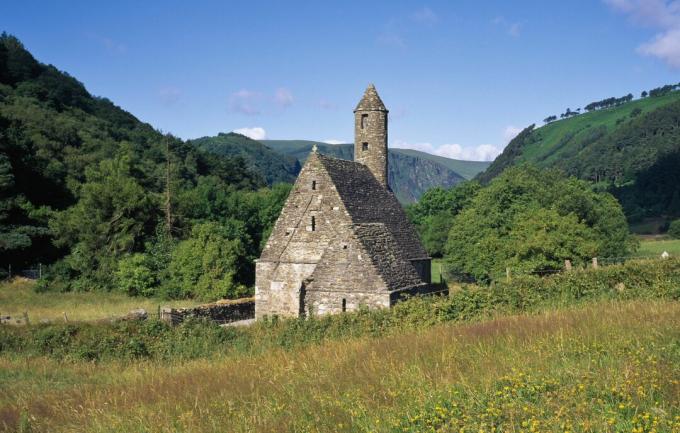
[190,133,300,185]
[0,33,275,292]
[260,140,489,203]
[478,88,680,221]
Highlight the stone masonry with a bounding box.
[255,85,433,319]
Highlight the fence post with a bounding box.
[506,267,512,281]
[39,263,42,279]
[565,260,572,271]
[8,264,11,279]
[23,311,29,325]
[592,257,598,269]
[63,312,68,323]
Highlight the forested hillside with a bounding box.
[478,87,680,222]
[0,33,289,298]
[190,133,300,185]
[261,140,489,202]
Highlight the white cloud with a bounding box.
[323,139,346,145]
[492,16,522,37]
[503,125,522,143]
[158,87,181,106]
[233,127,267,140]
[102,37,127,54]
[604,0,680,68]
[392,140,502,161]
[638,27,680,68]
[274,87,294,108]
[229,89,262,115]
[412,7,438,25]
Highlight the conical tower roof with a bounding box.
[354,84,388,112]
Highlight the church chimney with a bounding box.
[354,84,389,188]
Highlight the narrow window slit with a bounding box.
[311,216,316,231]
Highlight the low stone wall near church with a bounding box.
[160,298,254,326]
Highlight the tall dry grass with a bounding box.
[2,300,679,432]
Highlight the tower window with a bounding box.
[362,142,369,151]
[312,180,316,190]
[311,216,316,231]
[342,298,347,312]
[361,114,368,129]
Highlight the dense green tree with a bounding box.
[165,222,249,300]
[669,220,680,239]
[50,148,157,289]
[406,181,480,257]
[446,166,633,282]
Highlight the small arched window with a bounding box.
[362,142,369,151]
[361,114,368,129]
[312,180,317,190]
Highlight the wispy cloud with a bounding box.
[274,87,294,108]
[411,7,439,25]
[318,99,338,110]
[323,139,347,145]
[158,87,181,106]
[393,140,501,162]
[377,7,439,48]
[233,127,267,140]
[503,125,522,143]
[229,89,262,115]
[604,0,680,68]
[492,16,522,37]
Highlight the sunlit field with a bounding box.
[0,279,200,323]
[1,300,679,433]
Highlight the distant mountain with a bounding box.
[477,86,680,220]
[261,140,490,203]
[190,133,300,185]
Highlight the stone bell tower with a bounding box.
[354,84,389,188]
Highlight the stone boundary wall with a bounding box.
[161,298,255,326]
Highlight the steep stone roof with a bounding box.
[354,84,388,112]
[317,154,429,260]
[352,223,425,291]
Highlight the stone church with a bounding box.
[255,85,432,318]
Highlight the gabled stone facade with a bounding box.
[255,85,432,319]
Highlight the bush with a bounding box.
[669,219,680,239]
[115,253,156,296]
[166,222,250,301]
[2,258,679,362]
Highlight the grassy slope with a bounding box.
[0,279,200,322]
[1,300,678,432]
[520,91,680,164]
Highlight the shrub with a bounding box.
[115,253,156,296]
[166,222,250,301]
[668,219,680,239]
[2,258,679,362]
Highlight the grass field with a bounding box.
[636,238,680,258]
[1,300,678,432]
[0,279,200,323]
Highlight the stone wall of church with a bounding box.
[255,154,356,319]
[304,231,390,316]
[411,259,432,284]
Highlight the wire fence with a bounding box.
[1,264,43,281]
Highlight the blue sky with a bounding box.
[3,0,679,161]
